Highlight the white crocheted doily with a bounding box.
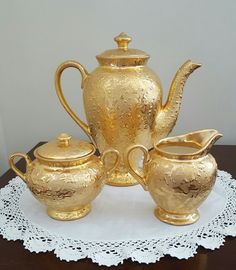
[0,170,236,266]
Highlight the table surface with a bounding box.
[0,143,236,270]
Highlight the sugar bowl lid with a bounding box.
[96,32,150,67]
[34,133,95,163]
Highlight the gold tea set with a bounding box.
[9,33,222,225]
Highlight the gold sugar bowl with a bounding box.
[125,129,222,225]
[9,133,120,221]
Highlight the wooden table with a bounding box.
[1,143,236,270]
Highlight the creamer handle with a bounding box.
[125,145,150,190]
[101,149,120,175]
[55,60,96,146]
[9,153,32,183]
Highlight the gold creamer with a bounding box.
[125,129,222,225]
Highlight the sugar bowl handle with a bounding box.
[9,152,32,182]
[55,60,96,146]
[101,149,120,175]
[125,145,150,190]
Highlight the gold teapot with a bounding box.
[55,32,201,187]
[9,133,120,221]
[125,129,222,225]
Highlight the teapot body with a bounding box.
[84,66,161,151]
[26,156,104,220]
[84,65,161,186]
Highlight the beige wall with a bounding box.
[0,0,236,172]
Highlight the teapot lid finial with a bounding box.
[114,32,132,51]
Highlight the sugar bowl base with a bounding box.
[154,207,199,226]
[47,204,91,221]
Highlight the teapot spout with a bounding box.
[154,60,201,141]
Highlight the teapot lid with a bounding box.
[96,32,150,67]
[34,133,95,163]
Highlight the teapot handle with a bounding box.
[125,145,150,191]
[55,60,96,146]
[101,149,120,175]
[9,152,32,183]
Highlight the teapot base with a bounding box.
[106,172,138,187]
[47,204,91,221]
[154,207,199,226]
